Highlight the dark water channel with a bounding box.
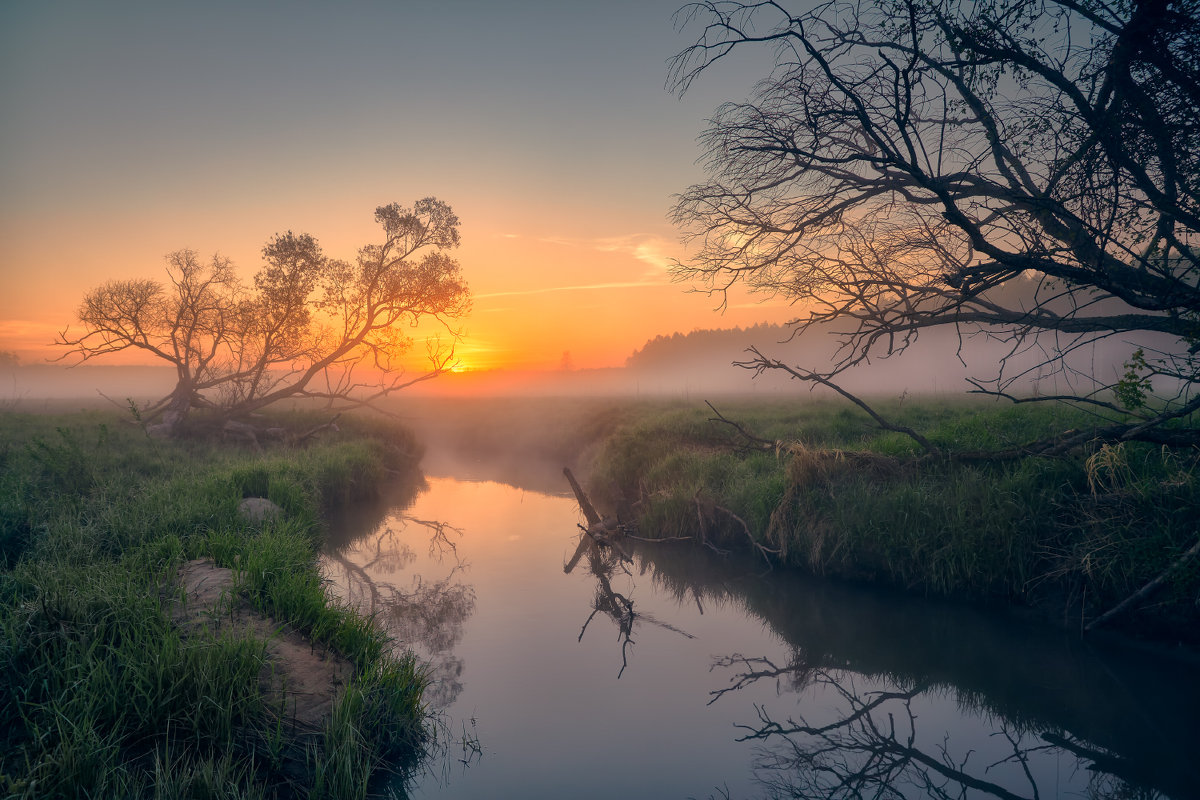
[321,451,1200,800]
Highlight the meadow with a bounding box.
[0,410,429,799]
[1,394,1196,800]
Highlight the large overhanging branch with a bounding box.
[670,0,1200,447]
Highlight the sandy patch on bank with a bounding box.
[171,558,352,731]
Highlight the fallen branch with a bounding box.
[563,534,593,575]
[712,503,780,567]
[563,467,601,526]
[563,467,632,561]
[1085,535,1200,632]
[578,521,634,562]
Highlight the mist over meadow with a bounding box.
[3,322,1167,404]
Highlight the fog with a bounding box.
[403,324,1171,401]
[0,324,1173,408]
[0,365,175,410]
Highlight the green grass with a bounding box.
[585,398,1200,637]
[0,410,431,799]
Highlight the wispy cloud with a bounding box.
[419,335,502,350]
[593,234,677,275]
[0,319,55,335]
[532,232,680,277]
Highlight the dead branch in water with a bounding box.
[562,466,780,565]
[563,467,632,561]
[563,467,601,526]
[563,533,593,575]
[579,521,633,562]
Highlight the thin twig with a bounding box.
[706,400,777,450]
[741,347,936,453]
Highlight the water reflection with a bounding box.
[322,467,1199,800]
[565,529,695,678]
[323,487,476,710]
[565,530,1198,798]
[707,662,1168,800]
[631,541,1200,799]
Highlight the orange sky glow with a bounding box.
[0,2,796,381]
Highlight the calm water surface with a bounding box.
[321,453,1200,800]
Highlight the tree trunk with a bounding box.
[148,381,194,438]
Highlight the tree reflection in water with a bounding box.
[324,515,476,709]
[709,656,1166,800]
[565,530,694,678]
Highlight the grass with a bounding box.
[0,409,431,799]
[584,397,1200,638]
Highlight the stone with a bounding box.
[239,496,284,523]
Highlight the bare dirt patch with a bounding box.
[171,558,352,731]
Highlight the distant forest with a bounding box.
[620,319,1150,397]
[625,323,793,371]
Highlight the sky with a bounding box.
[0,0,797,373]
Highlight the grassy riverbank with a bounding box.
[0,410,429,799]
[584,398,1200,641]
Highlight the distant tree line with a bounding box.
[625,323,791,371]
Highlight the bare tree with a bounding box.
[670,0,1200,450]
[56,199,470,435]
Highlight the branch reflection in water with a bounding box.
[324,506,476,710]
[564,527,694,678]
[707,654,1172,800]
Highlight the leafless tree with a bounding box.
[670,0,1200,450]
[57,199,470,435]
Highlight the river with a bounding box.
[321,450,1200,800]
